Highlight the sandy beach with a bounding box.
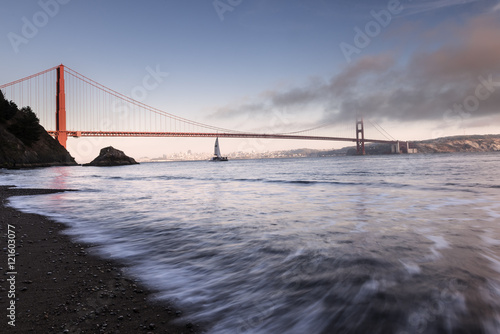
[0,186,202,334]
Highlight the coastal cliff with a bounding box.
[340,135,500,155]
[413,135,500,153]
[298,135,500,157]
[0,91,77,168]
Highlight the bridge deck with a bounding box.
[46,131,396,144]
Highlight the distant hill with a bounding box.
[258,135,500,157]
[0,91,77,168]
[323,135,500,155]
[412,135,500,153]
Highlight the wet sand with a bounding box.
[0,186,202,333]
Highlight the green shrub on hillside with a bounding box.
[0,90,18,122]
[8,110,42,148]
[1,90,42,146]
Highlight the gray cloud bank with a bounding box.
[210,14,500,127]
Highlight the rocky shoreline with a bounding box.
[0,186,202,333]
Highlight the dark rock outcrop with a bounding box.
[0,93,77,168]
[83,146,138,166]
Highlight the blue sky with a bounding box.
[1,0,500,161]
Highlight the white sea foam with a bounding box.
[424,235,451,259]
[3,154,500,333]
[483,254,500,274]
[400,260,422,275]
[482,235,500,246]
[354,279,380,301]
[426,235,450,249]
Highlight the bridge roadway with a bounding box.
[47,131,396,144]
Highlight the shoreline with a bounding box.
[0,186,202,333]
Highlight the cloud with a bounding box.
[331,15,500,123]
[209,54,395,120]
[411,16,500,76]
[329,54,395,97]
[209,14,500,129]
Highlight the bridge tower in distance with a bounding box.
[356,117,365,155]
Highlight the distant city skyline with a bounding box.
[1,0,500,163]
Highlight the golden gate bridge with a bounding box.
[0,64,409,155]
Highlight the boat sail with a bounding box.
[212,137,228,161]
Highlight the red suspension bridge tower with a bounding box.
[56,65,67,148]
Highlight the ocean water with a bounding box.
[2,153,500,333]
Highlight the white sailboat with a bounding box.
[212,137,228,161]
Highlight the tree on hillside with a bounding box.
[7,106,42,146]
[0,90,18,122]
